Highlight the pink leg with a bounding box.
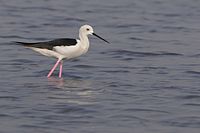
[47,59,61,78]
[59,60,63,78]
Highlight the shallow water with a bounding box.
[1,0,200,133]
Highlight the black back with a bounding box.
[16,38,77,50]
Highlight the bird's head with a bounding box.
[80,25,94,35]
[80,25,109,43]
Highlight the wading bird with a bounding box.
[16,25,109,78]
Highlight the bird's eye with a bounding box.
[86,28,90,31]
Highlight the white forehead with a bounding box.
[80,25,93,30]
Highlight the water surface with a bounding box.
[0,0,200,133]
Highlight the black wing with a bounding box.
[16,38,77,50]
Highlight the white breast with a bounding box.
[53,40,88,59]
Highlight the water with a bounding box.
[0,0,200,132]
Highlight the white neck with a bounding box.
[79,32,90,53]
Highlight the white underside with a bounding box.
[29,40,89,60]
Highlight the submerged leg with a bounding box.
[47,59,61,78]
[59,60,63,78]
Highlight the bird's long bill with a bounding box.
[93,33,110,44]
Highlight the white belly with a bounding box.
[54,42,89,59]
[29,40,89,60]
[30,47,64,59]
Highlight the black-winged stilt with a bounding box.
[16,25,109,78]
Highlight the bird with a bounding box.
[16,24,109,78]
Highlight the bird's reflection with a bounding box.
[47,77,93,89]
[47,77,102,105]
[47,77,65,87]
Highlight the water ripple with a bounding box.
[161,116,200,128]
[106,50,183,57]
[177,95,200,100]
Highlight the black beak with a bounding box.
[92,33,110,44]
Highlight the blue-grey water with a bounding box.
[0,0,200,133]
